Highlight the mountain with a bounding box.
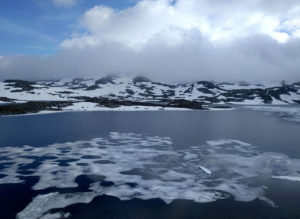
[0,75,299,114]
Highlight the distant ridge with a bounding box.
[1,75,300,104]
[0,75,299,115]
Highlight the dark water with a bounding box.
[0,108,300,218]
[1,109,300,157]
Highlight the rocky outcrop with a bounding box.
[0,101,72,115]
[4,80,36,92]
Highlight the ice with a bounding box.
[17,192,96,219]
[272,176,300,182]
[40,212,71,219]
[198,165,212,175]
[0,133,299,218]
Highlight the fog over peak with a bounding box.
[1,0,300,82]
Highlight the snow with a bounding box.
[1,110,67,118]
[1,77,299,115]
[230,97,264,105]
[218,82,280,90]
[280,92,300,103]
[271,97,287,105]
[63,102,99,111]
[208,107,235,111]
[0,82,71,101]
[93,105,191,111]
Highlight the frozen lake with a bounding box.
[0,106,300,218]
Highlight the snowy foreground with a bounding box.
[0,75,299,114]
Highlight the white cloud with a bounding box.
[52,0,76,8]
[61,0,300,48]
[1,0,300,82]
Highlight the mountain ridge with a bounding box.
[0,75,300,115]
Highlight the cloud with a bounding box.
[1,0,300,82]
[2,34,300,82]
[52,0,76,8]
[61,0,300,48]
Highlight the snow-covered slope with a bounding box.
[1,76,299,105]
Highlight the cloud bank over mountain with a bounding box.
[1,0,300,82]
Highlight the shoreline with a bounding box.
[1,100,299,117]
[0,103,238,117]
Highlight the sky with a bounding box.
[0,0,300,82]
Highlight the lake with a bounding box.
[0,106,300,219]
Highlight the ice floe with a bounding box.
[272,176,300,182]
[198,165,212,175]
[0,133,299,218]
[17,192,94,219]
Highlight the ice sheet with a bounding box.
[0,133,299,218]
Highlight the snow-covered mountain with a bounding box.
[0,75,300,114]
[1,75,300,103]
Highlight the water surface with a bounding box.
[0,107,300,218]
